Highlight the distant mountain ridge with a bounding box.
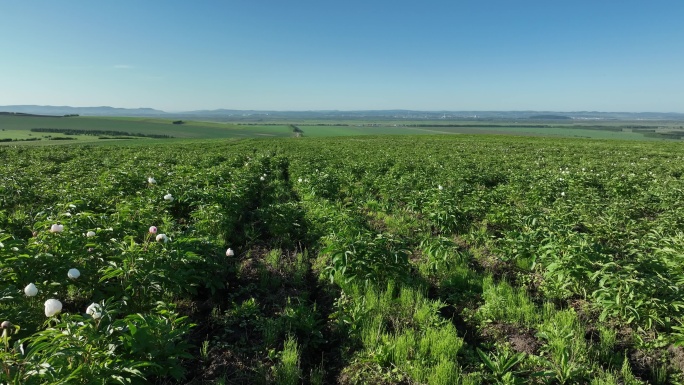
[0,105,167,116]
[1,105,684,121]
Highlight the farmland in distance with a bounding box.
[2,113,684,144]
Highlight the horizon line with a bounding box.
[2,104,684,115]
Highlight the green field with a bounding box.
[0,115,294,143]
[1,134,684,384]
[299,124,663,139]
[1,114,683,144]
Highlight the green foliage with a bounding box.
[325,232,411,285]
[2,134,684,383]
[5,301,192,384]
[335,281,464,384]
[273,336,301,385]
[536,309,589,384]
[476,347,526,385]
[477,276,540,327]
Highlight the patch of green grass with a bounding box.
[274,335,302,385]
[0,129,111,144]
[297,123,670,140]
[477,276,540,327]
[0,115,297,143]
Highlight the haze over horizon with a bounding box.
[2,1,683,113]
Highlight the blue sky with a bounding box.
[1,1,683,112]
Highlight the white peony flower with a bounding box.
[561,192,566,197]
[260,176,265,181]
[156,234,168,243]
[86,231,96,237]
[68,268,81,279]
[85,303,102,319]
[11,247,18,252]
[298,178,303,183]
[226,248,235,257]
[24,283,38,297]
[438,185,443,190]
[148,177,156,184]
[50,224,64,233]
[163,193,174,202]
[44,299,63,317]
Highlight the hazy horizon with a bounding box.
[2,1,684,113]
[4,104,684,115]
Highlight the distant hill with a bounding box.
[529,115,572,120]
[1,105,683,121]
[0,111,62,118]
[0,105,167,117]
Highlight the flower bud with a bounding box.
[44,299,63,317]
[226,248,235,257]
[68,268,81,279]
[24,283,38,297]
[149,226,157,234]
[86,231,96,237]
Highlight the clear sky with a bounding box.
[1,1,683,112]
